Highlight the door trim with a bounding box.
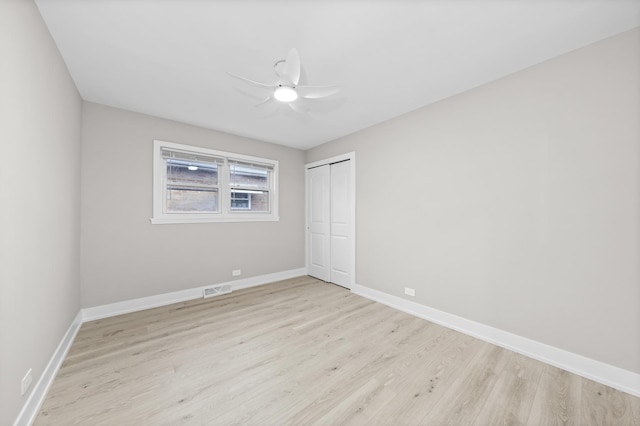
[305,152,356,288]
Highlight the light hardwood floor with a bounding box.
[36,276,640,425]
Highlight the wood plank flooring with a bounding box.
[35,276,640,425]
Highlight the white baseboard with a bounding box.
[13,311,83,426]
[82,268,308,322]
[351,283,640,398]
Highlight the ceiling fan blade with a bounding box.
[283,48,301,85]
[254,97,274,107]
[297,85,342,99]
[232,86,269,101]
[227,72,277,90]
[288,101,310,114]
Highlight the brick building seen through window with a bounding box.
[166,160,269,213]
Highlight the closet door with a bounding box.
[307,165,330,281]
[329,161,351,287]
[306,160,353,288]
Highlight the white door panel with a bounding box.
[330,236,349,272]
[331,167,349,224]
[329,161,351,288]
[307,165,330,281]
[310,234,326,268]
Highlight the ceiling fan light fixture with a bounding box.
[230,48,339,110]
[274,85,298,102]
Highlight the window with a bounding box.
[152,140,278,224]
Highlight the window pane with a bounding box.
[167,187,218,212]
[167,160,218,185]
[229,164,268,189]
[230,191,250,210]
[230,190,269,212]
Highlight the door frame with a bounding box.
[305,152,356,289]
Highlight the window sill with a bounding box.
[150,216,279,225]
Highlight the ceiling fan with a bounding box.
[228,48,341,113]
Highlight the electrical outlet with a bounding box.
[232,269,241,277]
[21,368,32,396]
[404,287,416,297]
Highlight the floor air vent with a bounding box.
[203,284,232,298]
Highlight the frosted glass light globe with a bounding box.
[274,86,298,102]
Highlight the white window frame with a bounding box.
[151,140,279,224]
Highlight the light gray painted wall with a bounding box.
[306,28,640,374]
[80,103,305,308]
[0,1,82,424]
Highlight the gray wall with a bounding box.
[307,28,640,374]
[80,103,305,308]
[0,1,82,424]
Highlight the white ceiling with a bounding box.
[35,0,640,150]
